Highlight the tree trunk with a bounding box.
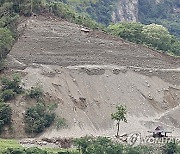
[116,121,120,137]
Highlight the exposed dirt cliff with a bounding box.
[6,15,180,138]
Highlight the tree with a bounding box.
[141,24,173,51]
[0,28,14,59]
[24,103,55,134]
[108,22,144,43]
[0,102,12,133]
[111,105,127,137]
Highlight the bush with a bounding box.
[0,102,11,133]
[74,136,123,154]
[3,147,47,154]
[27,85,43,100]
[1,89,15,101]
[108,22,180,56]
[108,22,144,44]
[56,117,68,129]
[25,147,47,154]
[0,28,14,59]
[163,142,177,154]
[50,2,102,29]
[1,74,22,94]
[24,103,55,134]
[3,148,25,154]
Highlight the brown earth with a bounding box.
[5,15,180,139]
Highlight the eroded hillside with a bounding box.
[6,15,180,138]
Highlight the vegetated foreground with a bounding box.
[7,15,180,139]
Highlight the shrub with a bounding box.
[108,22,180,56]
[0,102,11,133]
[25,147,47,154]
[3,147,47,154]
[1,74,22,94]
[27,85,43,100]
[3,148,25,154]
[1,89,15,101]
[163,142,177,154]
[0,28,14,59]
[24,103,55,134]
[74,136,123,154]
[50,2,102,29]
[56,117,68,129]
[108,22,144,44]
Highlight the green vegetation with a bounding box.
[0,139,23,152]
[56,0,117,25]
[1,147,78,154]
[111,105,127,137]
[138,0,180,39]
[163,142,177,154]
[108,22,180,56]
[0,102,11,133]
[108,22,144,44]
[0,138,78,154]
[0,28,14,59]
[74,136,156,154]
[24,103,55,134]
[26,84,43,100]
[1,137,180,154]
[0,74,22,101]
[0,89,15,102]
[0,74,61,136]
[56,117,68,129]
[50,2,102,29]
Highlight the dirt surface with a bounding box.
[10,16,180,69]
[6,15,180,139]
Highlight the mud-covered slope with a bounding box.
[7,15,180,138]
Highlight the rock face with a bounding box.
[112,0,138,22]
[112,0,165,22]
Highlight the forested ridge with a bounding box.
[54,0,180,40]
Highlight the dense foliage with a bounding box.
[0,102,11,133]
[138,0,180,39]
[0,74,22,101]
[24,103,55,134]
[58,0,117,25]
[108,22,180,56]
[26,84,43,100]
[50,2,102,29]
[2,147,79,154]
[3,147,48,154]
[74,136,156,154]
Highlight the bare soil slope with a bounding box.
[7,15,180,138]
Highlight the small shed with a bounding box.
[153,126,164,137]
[148,126,172,138]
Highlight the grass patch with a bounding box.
[43,148,77,153]
[0,139,78,154]
[0,138,23,152]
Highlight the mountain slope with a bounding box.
[6,15,180,138]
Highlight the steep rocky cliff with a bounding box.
[112,0,138,22]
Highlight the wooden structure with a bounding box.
[148,126,172,138]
